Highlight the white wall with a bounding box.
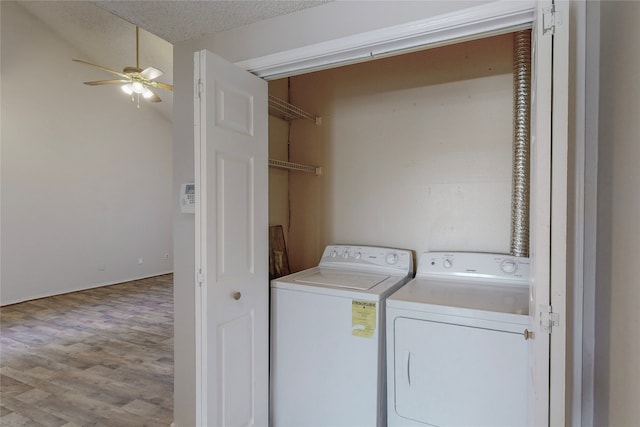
[0,2,173,305]
[172,2,496,424]
[595,1,640,425]
[285,33,514,271]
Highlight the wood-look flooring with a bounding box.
[0,275,174,426]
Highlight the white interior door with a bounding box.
[530,2,553,424]
[549,1,570,424]
[530,1,569,425]
[194,49,268,427]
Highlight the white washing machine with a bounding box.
[386,252,531,427]
[270,244,414,427]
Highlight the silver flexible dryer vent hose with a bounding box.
[511,30,531,257]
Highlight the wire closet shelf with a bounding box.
[268,95,322,175]
[268,95,321,125]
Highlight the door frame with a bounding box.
[231,0,566,424]
[236,1,536,80]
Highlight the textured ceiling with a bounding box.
[17,1,330,121]
[93,0,330,44]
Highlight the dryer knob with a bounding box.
[501,259,518,274]
[443,258,453,269]
[385,253,398,265]
[354,252,362,260]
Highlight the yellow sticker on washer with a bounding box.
[352,300,376,338]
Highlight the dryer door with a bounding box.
[392,316,528,427]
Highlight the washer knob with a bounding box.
[385,253,398,265]
[443,258,453,269]
[501,259,518,274]
[343,250,350,258]
[330,250,337,258]
[354,252,362,260]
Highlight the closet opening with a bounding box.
[267,30,530,274]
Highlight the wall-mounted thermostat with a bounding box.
[180,183,195,214]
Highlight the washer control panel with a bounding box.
[417,252,529,284]
[320,245,413,275]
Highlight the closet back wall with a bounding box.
[285,34,514,271]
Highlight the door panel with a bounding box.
[219,311,255,427]
[215,83,255,136]
[217,154,254,278]
[194,49,268,427]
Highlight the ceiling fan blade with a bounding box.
[147,91,162,103]
[83,79,130,86]
[140,66,163,80]
[72,59,129,79]
[150,81,173,92]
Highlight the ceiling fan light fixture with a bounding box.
[142,87,155,99]
[131,81,145,94]
[121,83,134,95]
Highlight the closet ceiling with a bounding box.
[18,0,330,121]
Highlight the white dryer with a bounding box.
[386,252,530,427]
[271,245,414,427]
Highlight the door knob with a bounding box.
[523,329,534,340]
[232,291,242,301]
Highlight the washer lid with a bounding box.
[294,268,390,290]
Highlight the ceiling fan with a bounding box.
[73,26,172,107]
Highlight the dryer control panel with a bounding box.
[417,252,529,284]
[319,245,413,276]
